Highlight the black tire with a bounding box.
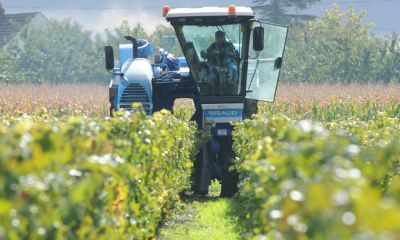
[192,166,209,196]
[194,189,209,196]
[243,99,259,119]
[219,139,239,197]
[221,169,239,197]
[191,148,210,196]
[110,107,114,117]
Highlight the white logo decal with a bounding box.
[208,110,239,117]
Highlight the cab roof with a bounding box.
[165,6,254,19]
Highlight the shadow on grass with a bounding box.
[179,191,220,203]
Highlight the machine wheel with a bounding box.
[191,148,210,196]
[244,99,259,119]
[192,172,209,196]
[220,169,239,197]
[219,139,239,197]
[195,189,209,196]
[192,161,209,196]
[110,107,114,117]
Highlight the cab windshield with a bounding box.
[177,24,247,96]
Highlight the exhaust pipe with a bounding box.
[124,36,138,59]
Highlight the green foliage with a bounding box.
[258,100,400,122]
[114,21,149,39]
[149,24,183,57]
[233,106,400,239]
[2,4,399,84]
[0,110,196,239]
[0,19,107,84]
[0,19,180,84]
[282,4,400,84]
[105,22,182,59]
[159,184,245,240]
[252,0,322,25]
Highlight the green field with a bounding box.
[1,1,400,239]
[234,102,400,239]
[0,110,196,239]
[0,86,399,239]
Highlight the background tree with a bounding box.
[281,4,400,84]
[1,5,399,85]
[252,0,322,25]
[0,19,106,84]
[0,20,183,84]
[114,21,148,39]
[103,21,150,58]
[149,23,182,56]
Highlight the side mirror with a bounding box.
[104,46,114,71]
[253,27,264,51]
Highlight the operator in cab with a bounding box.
[201,31,239,95]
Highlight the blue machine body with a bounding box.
[108,36,243,182]
[109,36,201,116]
[106,19,288,196]
[105,7,288,196]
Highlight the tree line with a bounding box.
[0,2,399,84]
[281,4,400,84]
[0,19,176,84]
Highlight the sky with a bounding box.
[2,0,400,35]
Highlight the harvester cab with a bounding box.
[104,5,288,196]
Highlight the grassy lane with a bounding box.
[158,182,244,240]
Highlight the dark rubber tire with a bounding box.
[220,169,239,197]
[191,148,210,196]
[219,139,239,197]
[194,190,209,196]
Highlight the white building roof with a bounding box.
[166,6,254,19]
